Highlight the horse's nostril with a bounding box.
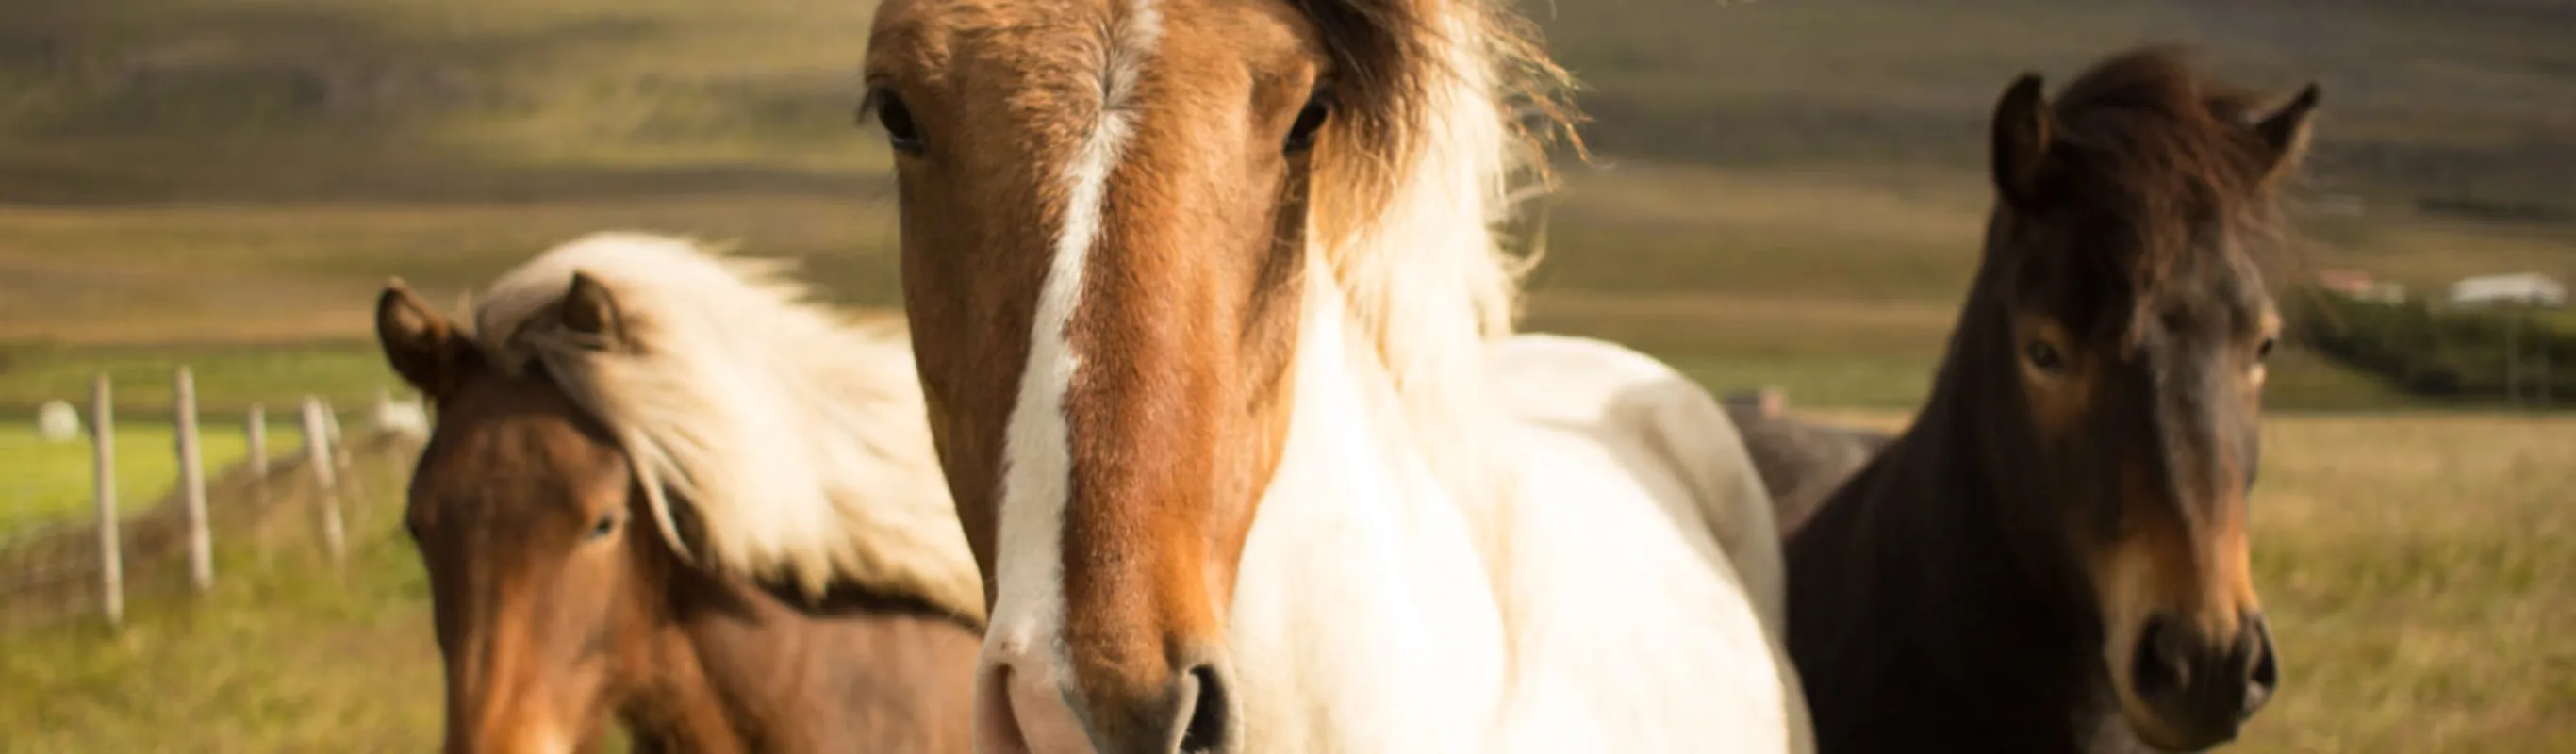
[2129,614,2188,700]
[1177,663,1231,753]
[2241,614,2279,718]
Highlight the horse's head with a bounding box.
[863,0,1542,750]
[378,278,652,754]
[1975,48,2315,751]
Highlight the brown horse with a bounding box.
[374,233,985,753]
[1784,48,2317,753]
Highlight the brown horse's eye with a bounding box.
[1284,92,1331,153]
[2024,340,2067,373]
[2254,336,2277,364]
[867,89,925,155]
[585,512,620,542]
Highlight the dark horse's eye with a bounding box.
[2254,336,2277,364]
[867,89,925,155]
[1283,91,1332,153]
[2024,340,2067,373]
[585,512,619,542]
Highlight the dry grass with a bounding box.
[2247,415,2576,753]
[0,195,904,346]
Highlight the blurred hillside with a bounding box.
[0,0,2569,412]
[1547,0,2576,215]
[1,0,2571,212]
[0,0,887,203]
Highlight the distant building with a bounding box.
[2448,273,2566,309]
[2316,269,2406,303]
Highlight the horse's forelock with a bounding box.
[464,232,987,626]
[2044,46,2299,299]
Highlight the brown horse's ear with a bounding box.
[1991,73,2055,209]
[2251,83,2320,183]
[376,280,480,400]
[559,271,628,350]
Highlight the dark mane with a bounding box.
[2039,45,2301,296]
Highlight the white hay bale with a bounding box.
[35,400,81,442]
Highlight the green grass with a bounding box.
[0,195,903,348]
[0,342,400,416]
[0,451,441,750]
[0,442,619,751]
[0,423,306,533]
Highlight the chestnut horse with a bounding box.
[861,0,1807,751]
[1784,48,2318,753]
[374,233,984,753]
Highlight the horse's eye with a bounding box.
[585,512,619,542]
[2024,340,2067,373]
[2254,336,2277,364]
[1283,92,1331,153]
[867,89,925,155]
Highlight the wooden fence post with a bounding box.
[246,404,268,482]
[91,374,123,629]
[175,367,213,592]
[302,398,345,563]
[322,401,360,504]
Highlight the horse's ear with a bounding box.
[559,271,628,349]
[376,280,480,401]
[1990,73,2055,209]
[2251,83,2320,183]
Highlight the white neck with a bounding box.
[1220,254,1809,752]
[1220,256,1513,751]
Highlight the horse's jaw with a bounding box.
[1219,270,1512,753]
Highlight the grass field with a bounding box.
[0,423,306,535]
[6,164,2565,415]
[0,415,2565,751]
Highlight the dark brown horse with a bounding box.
[374,233,984,753]
[1785,47,2318,753]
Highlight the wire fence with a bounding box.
[0,369,424,631]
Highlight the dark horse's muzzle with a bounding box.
[2126,610,2278,749]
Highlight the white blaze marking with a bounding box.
[983,0,1164,726]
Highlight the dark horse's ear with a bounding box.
[376,280,481,401]
[558,271,628,350]
[1990,73,2055,209]
[2250,83,2321,183]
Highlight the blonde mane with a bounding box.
[1308,0,1575,500]
[470,232,983,625]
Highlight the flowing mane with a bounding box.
[1304,0,1576,499]
[468,232,983,624]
